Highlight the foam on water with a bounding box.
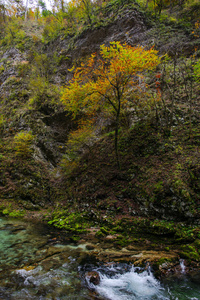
[13,265,72,299]
[88,265,168,300]
[86,263,200,300]
[16,265,70,286]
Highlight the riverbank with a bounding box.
[1,216,200,299]
[1,118,200,278]
[1,206,200,281]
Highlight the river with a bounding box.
[0,217,200,300]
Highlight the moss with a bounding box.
[180,244,200,262]
[157,257,171,265]
[95,230,105,238]
[194,239,200,252]
[180,251,199,261]
[71,235,81,242]
[100,227,109,235]
[181,244,195,252]
[115,235,129,247]
[9,210,25,217]
[2,208,9,215]
[112,225,123,233]
[0,204,25,218]
[48,211,90,234]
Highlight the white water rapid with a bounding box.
[87,264,200,300]
[87,265,168,300]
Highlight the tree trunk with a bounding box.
[25,0,29,20]
[169,56,177,135]
[60,0,64,12]
[115,92,121,170]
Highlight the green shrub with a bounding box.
[194,60,200,81]
[14,131,34,157]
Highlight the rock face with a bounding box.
[85,271,100,285]
[0,48,25,82]
[73,9,146,55]
[51,6,195,84]
[0,4,194,165]
[0,5,150,208]
[54,8,150,83]
[0,3,198,215]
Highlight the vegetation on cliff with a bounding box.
[0,0,200,266]
[61,41,160,168]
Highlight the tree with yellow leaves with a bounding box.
[61,41,160,168]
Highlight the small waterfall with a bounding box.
[180,259,186,274]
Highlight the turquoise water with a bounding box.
[0,217,200,300]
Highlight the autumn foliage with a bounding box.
[61,42,160,167]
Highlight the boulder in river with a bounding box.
[85,271,100,285]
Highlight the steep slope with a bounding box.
[0,1,199,228]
